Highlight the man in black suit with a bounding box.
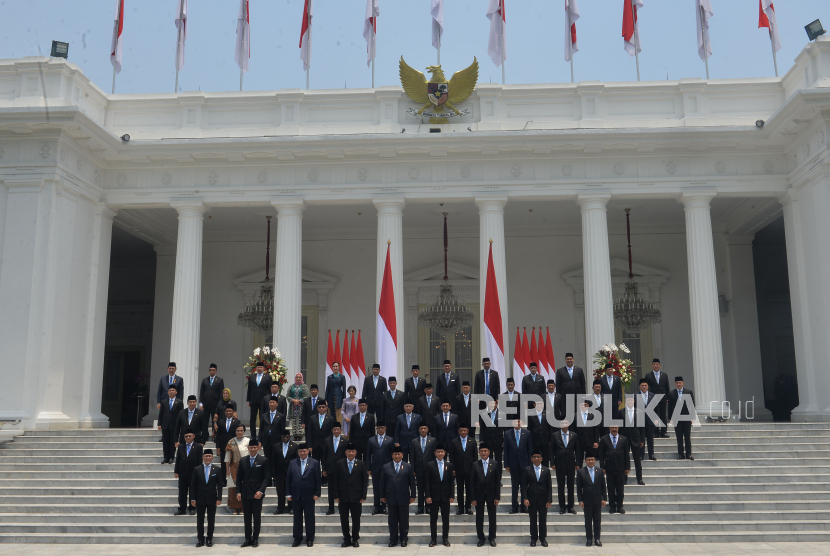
[576,453,606,547]
[156,362,183,411]
[620,397,645,485]
[636,378,658,461]
[329,443,368,547]
[285,443,321,547]
[435,359,460,406]
[471,443,502,547]
[174,429,202,515]
[302,384,323,426]
[416,383,440,434]
[379,446,416,547]
[589,379,607,437]
[382,377,405,429]
[455,381,474,438]
[598,426,630,514]
[246,362,273,444]
[668,376,696,460]
[306,400,334,459]
[521,362,547,407]
[550,419,578,515]
[175,395,209,447]
[215,405,241,484]
[425,444,455,547]
[575,401,601,469]
[366,422,394,515]
[543,380,565,423]
[599,363,623,420]
[158,386,183,464]
[362,364,387,418]
[555,353,586,419]
[474,357,500,399]
[236,442,270,547]
[272,429,297,515]
[501,378,522,425]
[260,382,287,426]
[479,400,503,465]
[521,449,552,547]
[434,401,459,448]
[350,399,374,461]
[404,364,426,406]
[449,425,477,515]
[190,449,223,547]
[410,424,435,515]
[394,401,421,463]
[199,364,224,435]
[321,421,347,515]
[259,396,286,465]
[504,419,533,514]
[645,358,670,438]
[527,401,551,466]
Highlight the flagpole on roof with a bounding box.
[770,36,779,77]
[631,0,640,81]
[306,0,311,90]
[372,26,376,88]
[437,31,441,65]
[568,2,574,83]
[699,5,709,79]
[501,1,506,85]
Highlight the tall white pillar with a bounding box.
[271,200,305,385]
[475,197,510,382]
[577,194,615,381]
[374,198,405,383]
[169,203,206,400]
[680,192,727,418]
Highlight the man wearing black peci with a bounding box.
[285,443,321,548]
[216,405,241,485]
[637,378,658,461]
[416,383,441,435]
[199,364,224,434]
[479,399,503,465]
[394,401,421,463]
[575,401,600,469]
[246,362,272,444]
[620,396,645,485]
[455,381,474,438]
[435,401,459,448]
[598,425,630,514]
[521,362,546,406]
[366,422,394,515]
[350,399,374,461]
[600,362,623,420]
[362,364,387,418]
[156,362,183,411]
[259,396,286,466]
[382,377,405,430]
[425,443,455,547]
[174,429,202,516]
[504,418,533,514]
[272,429,297,515]
[302,385,322,427]
[449,424,477,515]
[158,386,183,464]
[435,359,460,406]
[175,395,209,447]
[260,382,287,426]
[379,445,416,547]
[576,452,606,547]
[404,364,426,406]
[474,357,500,399]
[190,449,222,547]
[550,419,578,514]
[471,443,502,547]
[555,353,586,420]
[668,376,696,460]
[501,378,521,426]
[236,442,270,547]
[527,401,551,467]
[307,400,334,460]
[321,421,347,515]
[329,443,368,548]
[521,449,552,547]
[645,358,670,438]
[410,424,435,515]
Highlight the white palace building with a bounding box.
[0,38,829,431]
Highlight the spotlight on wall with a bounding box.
[805,19,825,41]
[755,120,765,128]
[121,134,130,142]
[50,41,69,59]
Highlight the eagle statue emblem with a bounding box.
[399,57,479,124]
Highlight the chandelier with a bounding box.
[237,216,275,335]
[418,213,475,335]
[613,209,662,333]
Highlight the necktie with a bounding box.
[515,430,520,446]
[170,399,174,410]
[187,444,191,456]
[628,409,634,424]
[360,413,365,426]
[334,437,339,452]
[301,459,306,474]
[414,377,418,388]
[374,376,378,387]
[395,463,400,476]
[535,466,541,481]
[210,377,214,386]
[379,435,384,444]
[491,411,497,424]
[391,390,395,399]
[483,460,488,475]
[568,368,573,379]
[582,413,587,426]
[170,376,173,386]
[226,418,231,432]
[608,376,612,388]
[257,374,261,386]
[446,374,450,385]
[462,437,466,451]
[465,395,469,407]
[563,432,568,447]
[612,435,617,449]
[445,414,449,427]
[349,460,354,474]
[589,467,595,483]
[422,438,426,452]
[643,392,648,405]
[439,461,444,480]
[188,410,193,423]
[270,411,276,425]
[205,464,211,483]
[427,396,431,406]
[485,372,490,395]
[407,414,411,427]
[283,444,288,457]
[251,457,255,468]
[319,415,324,427]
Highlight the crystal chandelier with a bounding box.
[418,213,475,335]
[237,216,275,335]
[613,209,662,333]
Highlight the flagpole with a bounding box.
[700,5,710,79]
[770,36,779,77]
[112,67,117,95]
[306,0,311,90]
[372,28,376,88]
[501,11,506,84]
[567,3,574,83]
[631,0,640,81]
[240,66,244,92]
[175,70,179,94]
[437,32,441,65]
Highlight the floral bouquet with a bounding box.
[592,343,636,401]
[244,346,289,389]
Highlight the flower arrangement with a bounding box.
[244,346,289,389]
[592,343,636,394]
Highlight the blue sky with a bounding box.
[0,0,825,93]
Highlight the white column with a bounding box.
[169,203,206,400]
[271,200,305,384]
[680,192,728,418]
[374,198,405,383]
[577,194,615,380]
[475,197,510,380]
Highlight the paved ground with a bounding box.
[3,543,830,555]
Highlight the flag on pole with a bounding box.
[537,328,549,382]
[759,0,782,53]
[174,0,188,72]
[342,330,353,392]
[696,0,714,61]
[530,327,540,377]
[325,330,335,378]
[300,0,313,71]
[486,0,506,67]
[235,0,251,73]
[564,0,579,62]
[333,330,342,381]
[377,244,398,382]
[622,0,643,57]
[356,330,367,397]
[483,242,506,399]
[350,331,359,397]
[110,0,125,74]
[431,0,444,49]
[521,327,531,380]
[512,328,525,393]
[545,327,556,384]
[364,0,379,67]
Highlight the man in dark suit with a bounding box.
[555,353,587,419]
[501,378,522,425]
[175,395,210,447]
[521,449,553,547]
[416,383,441,434]
[425,444,455,547]
[236,442,270,547]
[620,397,645,485]
[455,381,474,437]
[158,386,183,464]
[598,426,630,514]
[258,396,286,465]
[474,357,500,399]
[382,377,405,429]
[645,358,670,438]
[550,419,578,514]
[521,362,547,407]
[589,379,607,437]
[504,419,533,514]
[260,382,287,427]
[350,399,374,461]
[215,406,241,484]
[306,400,334,459]
[576,452,607,547]
[668,376,696,460]
[174,429,202,515]
[394,401,421,463]
[410,424,435,515]
[471,443,502,547]
[302,384,323,426]
[434,402,459,448]
[362,364,387,418]
[575,401,601,469]
[435,360,460,406]
[404,364,426,406]
[156,362,183,411]
[321,421,347,515]
[543,380,565,423]
[246,362,272,444]
[285,443,321,547]
[199,364,224,434]
[479,400,503,465]
[366,422,395,515]
[636,378,658,461]
[449,425,476,515]
[189,449,222,547]
[272,429,297,514]
[599,363,623,420]
[379,446,416,547]
[527,401,552,466]
[329,443,368,547]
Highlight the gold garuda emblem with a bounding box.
[399,57,479,124]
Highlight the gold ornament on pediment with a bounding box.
[399,57,478,124]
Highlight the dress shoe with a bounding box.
[188,508,196,515]
[401,540,408,547]
[415,510,424,515]
[429,541,437,548]
[291,539,301,547]
[559,508,565,515]
[649,456,657,461]
[326,510,335,515]
[540,540,548,547]
[456,509,464,515]
[242,540,252,547]
[677,455,685,460]
[443,541,451,547]
[477,539,486,547]
[206,540,213,547]
[352,541,360,548]
[530,541,536,547]
[624,477,629,485]
[382,508,388,515]
[618,508,626,514]
[489,539,496,547]
[568,508,577,515]
[509,509,518,514]
[341,541,352,548]
[586,541,593,547]
[520,507,528,514]
[466,509,474,515]
[196,541,204,547]
[388,542,397,547]
[637,480,646,486]
[174,509,186,516]
[608,508,616,514]
[594,540,602,547]
[306,541,313,547]
[372,510,381,516]
[274,509,283,515]
[687,456,695,461]
[251,540,259,547]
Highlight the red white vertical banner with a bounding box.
[483,242,506,397]
[364,0,379,67]
[622,0,643,57]
[530,327,540,377]
[486,0,506,69]
[521,327,531,380]
[759,0,781,52]
[325,330,335,378]
[564,0,579,62]
[537,328,549,382]
[513,327,525,393]
[110,0,125,74]
[349,331,359,397]
[356,330,366,397]
[235,0,251,73]
[333,330,341,381]
[377,244,398,382]
[300,0,313,71]
[545,327,556,384]
[174,0,187,72]
[342,330,353,393]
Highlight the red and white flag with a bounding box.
[432,0,444,49]
[174,0,188,72]
[512,328,525,393]
[235,0,251,73]
[333,329,342,380]
[696,0,714,61]
[622,0,643,57]
[521,327,531,379]
[356,330,367,397]
[364,0,379,67]
[342,330,353,392]
[325,330,336,378]
[759,0,782,53]
[300,0,313,71]
[564,0,579,62]
[530,327,540,378]
[377,244,398,382]
[110,0,125,74]
[486,0,506,67]
[350,331,359,397]
[483,242,506,398]
[545,327,556,384]
[537,328,549,382]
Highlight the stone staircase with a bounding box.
[0,423,828,545]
